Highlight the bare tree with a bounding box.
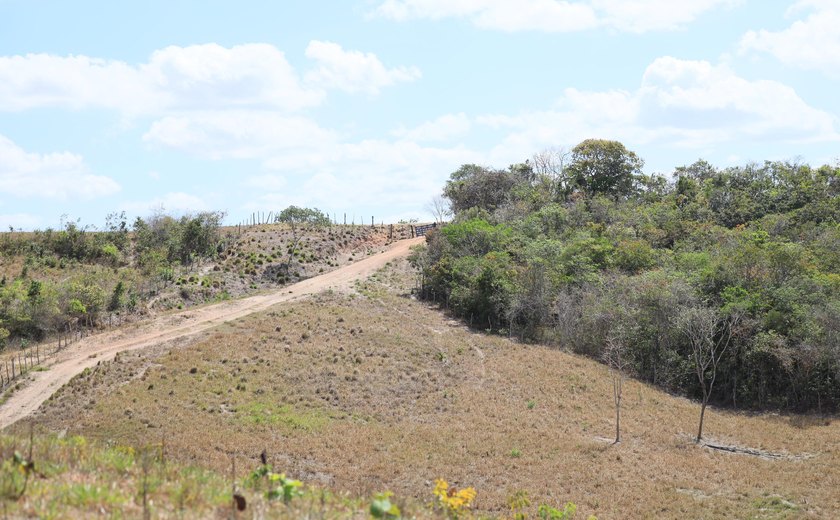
[552,289,583,350]
[531,147,571,199]
[675,306,742,443]
[602,326,634,444]
[426,195,452,224]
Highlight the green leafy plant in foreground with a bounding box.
[370,491,402,519]
[249,463,303,504]
[538,502,598,520]
[0,450,36,500]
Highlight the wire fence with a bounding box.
[0,313,127,393]
[230,212,434,236]
[0,218,434,393]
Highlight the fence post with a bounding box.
[11,357,15,379]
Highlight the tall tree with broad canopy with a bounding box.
[443,164,519,214]
[567,139,644,199]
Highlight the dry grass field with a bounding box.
[19,259,840,519]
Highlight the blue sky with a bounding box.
[1,0,838,229]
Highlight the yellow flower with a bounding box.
[433,478,449,499]
[433,479,477,513]
[457,487,477,505]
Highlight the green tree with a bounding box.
[108,281,126,312]
[275,206,330,227]
[443,164,518,214]
[0,326,9,348]
[567,139,644,199]
[275,206,329,276]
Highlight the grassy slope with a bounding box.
[16,259,840,519]
[0,223,411,362]
[0,431,439,519]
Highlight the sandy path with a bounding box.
[0,236,425,429]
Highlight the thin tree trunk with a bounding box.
[696,399,707,443]
[614,374,623,444]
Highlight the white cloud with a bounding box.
[0,42,418,128]
[392,113,471,142]
[245,174,288,192]
[142,111,337,159]
[144,44,323,111]
[0,44,323,114]
[639,57,837,140]
[739,0,840,78]
[304,40,421,95]
[0,213,41,230]
[120,192,209,215]
[372,0,739,32]
[249,139,482,214]
[0,54,156,113]
[476,56,839,164]
[373,0,598,31]
[591,0,740,32]
[134,105,478,217]
[0,134,121,199]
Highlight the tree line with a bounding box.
[411,139,840,413]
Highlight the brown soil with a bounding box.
[0,236,425,429]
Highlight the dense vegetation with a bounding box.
[412,139,840,412]
[0,211,226,346]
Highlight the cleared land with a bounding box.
[0,236,425,429]
[15,256,840,519]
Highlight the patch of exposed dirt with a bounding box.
[701,439,818,461]
[0,236,424,429]
[145,223,414,313]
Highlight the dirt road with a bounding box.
[0,236,425,429]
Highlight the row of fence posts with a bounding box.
[0,313,123,392]
[234,212,388,235]
[0,342,43,391]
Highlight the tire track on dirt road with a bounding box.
[0,236,425,429]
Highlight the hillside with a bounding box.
[0,216,412,360]
[0,236,425,429]
[416,149,840,414]
[15,256,840,518]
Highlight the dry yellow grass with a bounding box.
[21,260,840,519]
